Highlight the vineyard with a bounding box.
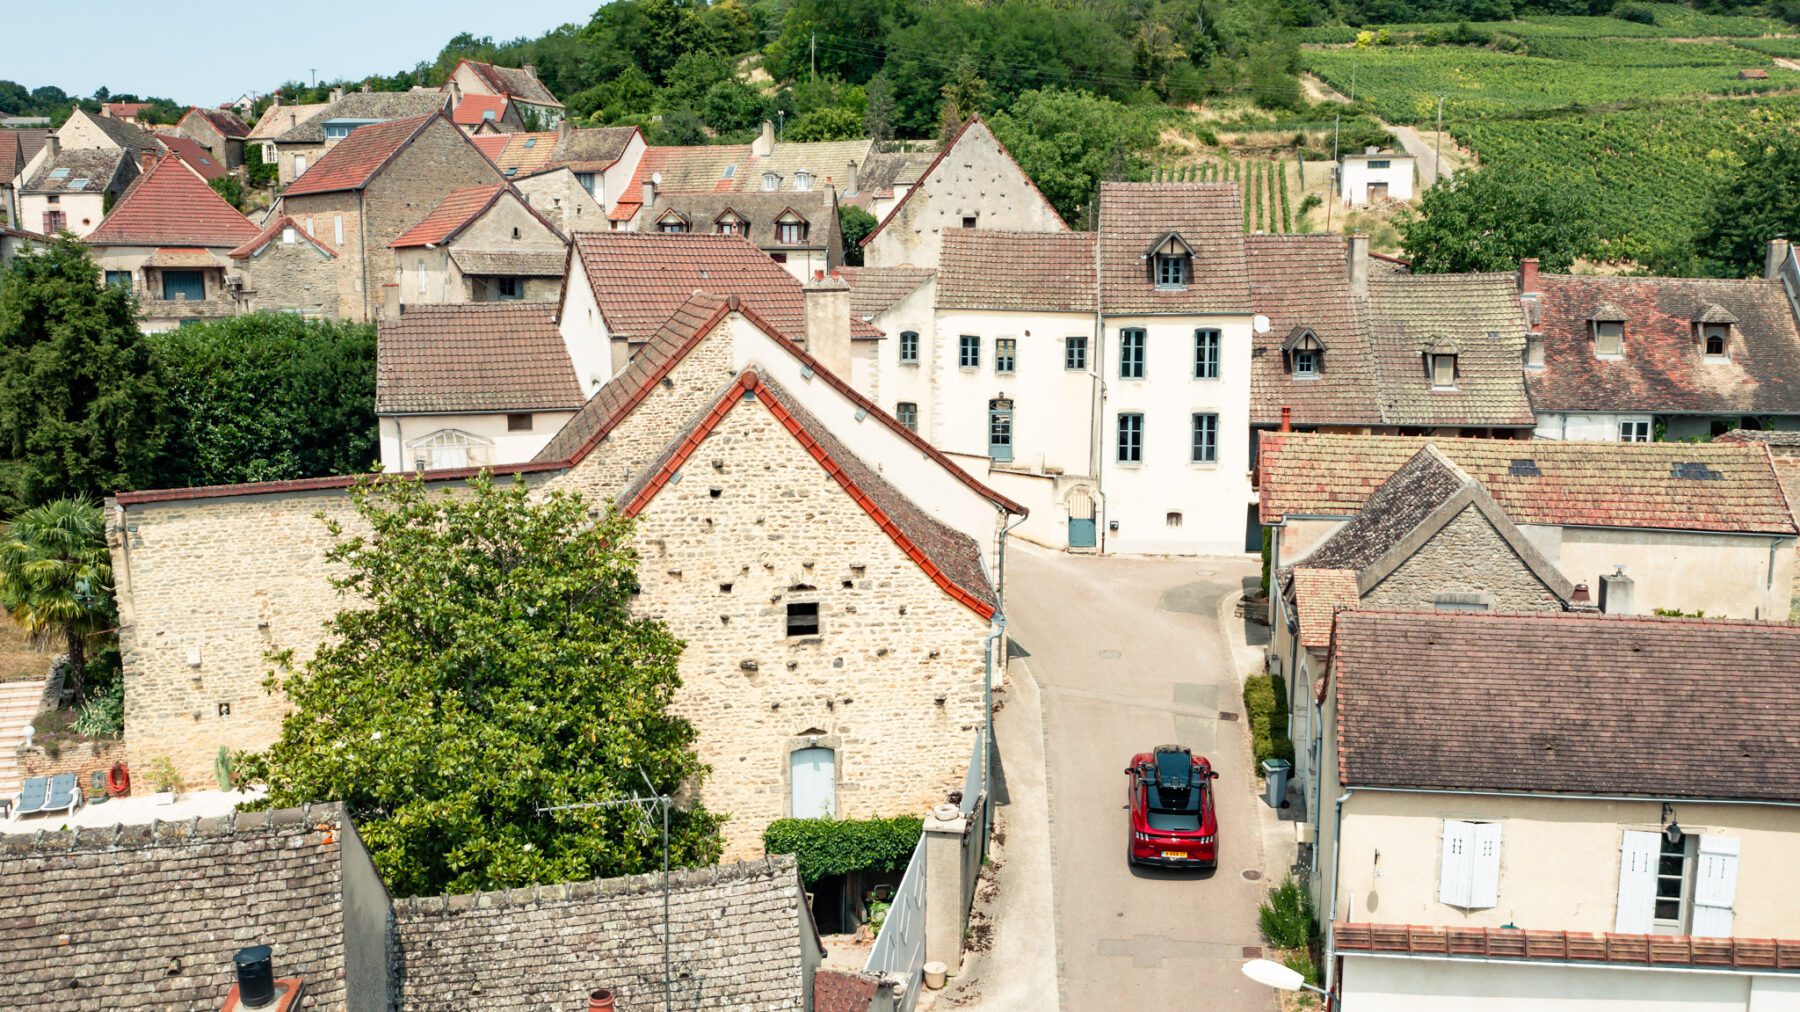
[1149,160,1298,233]
[1298,5,1792,44]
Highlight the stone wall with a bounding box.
[357,119,504,319]
[1362,504,1565,613]
[391,855,811,1010]
[239,230,341,318]
[17,738,127,792]
[279,195,366,320]
[629,393,989,859]
[516,168,607,235]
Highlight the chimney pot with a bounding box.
[588,988,617,1012]
[329,86,344,103]
[233,946,276,1009]
[1520,257,1540,295]
[1765,239,1790,281]
[1571,583,1591,605]
[1280,406,1292,432]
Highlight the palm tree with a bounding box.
[0,500,114,701]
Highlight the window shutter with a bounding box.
[1615,830,1660,933]
[1690,835,1740,938]
[1439,820,1475,907]
[1470,822,1502,909]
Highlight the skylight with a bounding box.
[1507,459,1541,477]
[1672,462,1723,481]
[49,168,69,178]
[723,165,736,178]
[523,137,537,148]
[68,179,89,190]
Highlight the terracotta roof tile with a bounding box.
[281,114,441,196]
[838,266,935,319]
[937,230,1096,312]
[1367,271,1534,427]
[154,132,225,180]
[1292,568,1358,648]
[390,183,507,247]
[0,132,23,184]
[448,249,565,276]
[23,148,128,194]
[1336,922,1800,970]
[1249,234,1382,426]
[1258,431,1797,534]
[458,61,562,107]
[85,154,256,248]
[377,303,581,414]
[1528,272,1800,414]
[644,190,837,250]
[1097,182,1249,314]
[227,215,337,259]
[471,133,509,164]
[619,369,997,618]
[451,95,511,126]
[487,131,559,177]
[1299,446,1467,573]
[187,107,249,138]
[246,102,329,141]
[569,231,805,342]
[1332,609,1800,800]
[544,126,639,173]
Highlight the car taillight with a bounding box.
[1134,832,1152,842]
[1196,835,1215,845]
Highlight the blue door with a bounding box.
[988,399,1014,463]
[1068,489,1097,548]
[161,270,205,302]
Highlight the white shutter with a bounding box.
[1690,835,1740,938]
[1615,830,1660,933]
[1439,820,1475,907]
[333,215,344,246]
[789,747,836,819]
[1469,822,1503,909]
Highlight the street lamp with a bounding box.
[1242,958,1333,1007]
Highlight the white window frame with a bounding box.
[1619,419,1651,443]
[333,215,344,247]
[1702,323,1730,360]
[1431,353,1457,389]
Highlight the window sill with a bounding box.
[1430,386,1459,393]
[995,370,1016,376]
[1594,354,1624,361]
[1292,374,1320,382]
[899,360,920,367]
[1704,356,1732,364]
[1189,461,1221,469]
[1193,375,1222,382]
[788,636,824,646]
[1114,460,1144,468]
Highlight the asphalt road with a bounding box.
[1006,543,1272,1010]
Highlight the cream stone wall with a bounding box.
[628,391,989,859]
[516,168,606,235]
[237,229,340,319]
[1362,504,1566,612]
[1527,525,1794,621]
[1329,790,1800,937]
[1343,955,1799,1012]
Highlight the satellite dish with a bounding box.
[1252,314,1272,334]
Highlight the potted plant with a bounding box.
[85,771,109,805]
[149,756,182,805]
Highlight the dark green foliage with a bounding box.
[242,474,722,897]
[840,205,878,266]
[208,175,244,210]
[148,313,377,488]
[1688,137,1800,278]
[1259,876,1319,949]
[1399,164,1595,273]
[703,79,769,134]
[1243,673,1294,772]
[787,106,865,142]
[0,237,168,512]
[1260,527,1273,597]
[988,88,1159,226]
[762,815,925,884]
[244,143,278,188]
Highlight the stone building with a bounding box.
[0,802,821,1010]
[388,182,565,306]
[175,106,251,169]
[227,215,341,318]
[640,188,844,282]
[442,60,565,129]
[859,116,1067,271]
[267,90,451,188]
[245,97,328,168]
[272,112,506,321]
[110,293,1023,856]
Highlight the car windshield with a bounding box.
[1145,784,1203,832]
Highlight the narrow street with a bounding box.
[1005,544,1272,1009]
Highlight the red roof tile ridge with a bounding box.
[228,215,338,259]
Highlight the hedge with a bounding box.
[762,815,924,884]
[1244,674,1295,776]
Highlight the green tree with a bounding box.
[0,236,168,511]
[148,313,377,488]
[1398,165,1596,274]
[241,474,723,897]
[208,175,245,210]
[1689,137,1800,277]
[840,205,877,266]
[702,78,767,133]
[988,88,1159,226]
[786,106,864,142]
[0,499,113,700]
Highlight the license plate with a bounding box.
[1161,850,1186,860]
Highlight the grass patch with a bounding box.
[1244,673,1295,777]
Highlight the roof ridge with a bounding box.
[1346,607,1800,630]
[392,854,796,914]
[0,802,344,853]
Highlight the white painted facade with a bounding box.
[929,308,1098,476]
[861,274,937,416]
[554,257,618,393]
[1342,955,1800,1011]
[1536,412,1800,442]
[1340,152,1416,206]
[18,190,106,238]
[379,409,575,472]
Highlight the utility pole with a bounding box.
[310,69,317,89]
[1435,94,1445,188]
[811,31,817,85]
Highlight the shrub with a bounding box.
[73,684,122,738]
[1615,3,1658,25]
[1259,875,1318,949]
[1244,674,1295,774]
[763,815,924,884]
[1283,946,1322,986]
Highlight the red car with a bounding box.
[1126,745,1220,868]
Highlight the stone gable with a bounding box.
[1361,503,1566,613]
[239,232,341,318]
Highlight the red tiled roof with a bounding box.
[618,368,998,619]
[280,114,440,197]
[1249,234,1382,426]
[484,132,559,177]
[1331,609,1800,800]
[455,60,562,108]
[569,231,807,341]
[838,266,935,319]
[376,303,582,414]
[154,132,225,181]
[471,133,510,165]
[1257,431,1797,534]
[452,95,511,127]
[1097,182,1250,314]
[390,183,506,248]
[534,291,1026,517]
[103,103,149,119]
[85,154,256,248]
[1292,568,1358,648]
[0,132,22,185]
[937,230,1096,312]
[184,107,250,138]
[227,215,337,259]
[1528,272,1800,414]
[1335,922,1800,971]
[860,116,1068,247]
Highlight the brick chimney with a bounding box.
[1280,406,1291,432]
[804,269,852,378]
[1346,233,1369,297]
[1519,257,1540,295]
[1765,239,1790,281]
[845,159,859,194]
[753,119,775,158]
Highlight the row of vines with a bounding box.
[1149,159,1296,233]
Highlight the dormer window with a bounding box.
[1590,302,1626,358]
[776,213,808,244]
[1282,327,1325,379]
[657,211,689,234]
[795,171,812,191]
[715,211,745,235]
[1146,232,1194,290]
[1422,336,1459,389]
[762,172,779,191]
[1694,304,1736,361]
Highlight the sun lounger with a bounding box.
[13,773,81,819]
[12,776,48,816]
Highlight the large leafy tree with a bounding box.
[242,475,722,897]
[988,88,1159,226]
[840,205,878,266]
[0,236,168,512]
[0,499,113,700]
[148,313,377,487]
[1688,136,1800,278]
[1399,164,1596,274]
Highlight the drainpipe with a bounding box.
[985,508,1029,836]
[1324,787,1353,1002]
[358,189,370,321]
